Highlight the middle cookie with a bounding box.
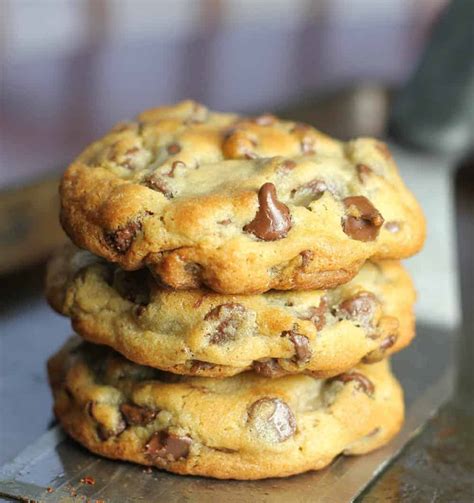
[47,244,415,378]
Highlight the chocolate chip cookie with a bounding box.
[59,100,425,294]
[46,244,415,378]
[48,337,404,480]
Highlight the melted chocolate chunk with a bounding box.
[291,179,327,206]
[192,292,209,309]
[184,262,202,283]
[298,297,327,331]
[300,249,314,269]
[363,334,398,363]
[167,160,186,178]
[243,183,292,240]
[87,402,126,440]
[247,398,296,443]
[112,269,150,305]
[278,159,297,174]
[342,196,384,241]
[119,146,141,170]
[334,372,375,395]
[120,403,157,426]
[253,359,286,378]
[145,431,192,461]
[166,143,181,155]
[379,333,397,351]
[204,303,246,344]
[144,175,174,198]
[104,220,142,254]
[97,423,126,441]
[281,329,311,364]
[356,163,372,183]
[337,291,379,331]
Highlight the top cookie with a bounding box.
[60,100,425,294]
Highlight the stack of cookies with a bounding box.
[45,100,425,480]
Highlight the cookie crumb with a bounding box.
[81,476,96,485]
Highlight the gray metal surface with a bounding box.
[359,159,474,503]
[0,325,455,503]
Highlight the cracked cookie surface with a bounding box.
[46,244,415,378]
[59,100,425,294]
[48,337,404,480]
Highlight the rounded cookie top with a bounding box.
[48,337,404,480]
[60,100,425,294]
[46,244,415,378]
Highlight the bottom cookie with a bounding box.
[48,337,404,480]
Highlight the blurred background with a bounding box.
[1,0,473,467]
[1,0,448,187]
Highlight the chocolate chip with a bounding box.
[333,372,375,395]
[144,175,174,198]
[356,164,372,183]
[145,431,192,461]
[253,359,286,378]
[339,291,377,318]
[97,425,117,441]
[184,262,202,280]
[104,220,142,254]
[112,269,150,306]
[342,196,384,241]
[87,402,126,440]
[192,293,209,308]
[254,114,276,126]
[244,183,292,240]
[217,218,232,225]
[167,160,186,178]
[363,334,398,363]
[166,143,181,155]
[337,291,379,331]
[204,303,247,344]
[247,398,296,443]
[281,329,311,364]
[298,297,327,331]
[291,179,327,206]
[385,221,401,233]
[300,249,314,269]
[120,146,141,170]
[120,403,157,426]
[277,159,297,174]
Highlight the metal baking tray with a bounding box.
[0,324,454,503]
